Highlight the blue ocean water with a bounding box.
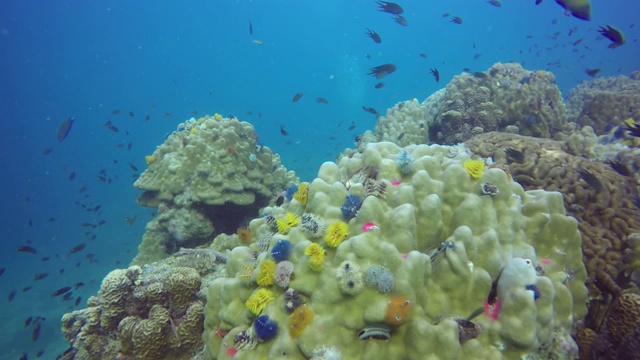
[0,1,637,358]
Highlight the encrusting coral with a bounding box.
[202,141,588,360]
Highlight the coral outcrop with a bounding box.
[131,116,297,265]
[374,97,438,147]
[432,63,566,144]
[60,249,226,360]
[202,142,588,359]
[565,76,640,134]
[464,132,640,355]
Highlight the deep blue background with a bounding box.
[0,1,638,358]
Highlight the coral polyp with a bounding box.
[300,213,326,238]
[256,259,276,287]
[293,183,310,206]
[271,239,293,262]
[276,212,299,234]
[288,305,315,338]
[253,315,279,342]
[245,288,276,316]
[385,296,412,326]
[340,194,362,221]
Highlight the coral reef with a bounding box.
[202,142,588,359]
[464,132,640,353]
[130,116,297,265]
[60,248,226,360]
[374,98,436,146]
[565,75,640,134]
[432,62,566,144]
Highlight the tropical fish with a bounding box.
[17,246,37,254]
[32,322,41,342]
[252,39,264,45]
[430,68,440,82]
[111,109,121,115]
[128,111,134,117]
[103,120,119,132]
[33,273,49,281]
[128,162,138,171]
[488,0,502,6]
[280,125,289,136]
[348,122,356,131]
[577,169,603,191]
[367,63,397,79]
[505,148,525,163]
[393,15,408,26]
[125,215,138,226]
[598,25,626,48]
[397,132,405,140]
[50,286,72,298]
[67,243,86,255]
[315,97,329,104]
[291,91,304,102]
[376,1,403,14]
[365,28,381,43]
[585,68,601,77]
[375,82,385,89]
[24,316,33,327]
[249,20,253,35]
[41,147,53,155]
[555,0,591,21]
[362,106,379,115]
[75,296,82,306]
[451,16,463,24]
[56,116,75,142]
[7,290,16,302]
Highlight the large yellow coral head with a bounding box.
[276,212,299,235]
[463,159,485,179]
[325,221,349,248]
[245,288,275,315]
[256,259,276,287]
[304,243,325,271]
[293,183,310,206]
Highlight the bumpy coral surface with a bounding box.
[465,132,640,354]
[135,116,296,207]
[374,98,435,146]
[433,62,566,144]
[202,142,588,359]
[60,249,226,360]
[565,75,640,133]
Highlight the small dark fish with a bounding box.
[144,114,150,121]
[451,16,463,24]
[430,68,440,82]
[56,116,75,142]
[74,282,85,290]
[573,38,584,46]
[368,63,397,79]
[19,353,27,360]
[348,121,356,131]
[98,220,106,225]
[128,111,134,117]
[374,82,385,89]
[78,186,88,193]
[585,68,601,77]
[280,125,288,136]
[22,286,32,292]
[24,316,33,327]
[50,286,72,298]
[488,0,502,7]
[28,218,33,226]
[442,13,450,17]
[393,15,408,26]
[34,273,49,281]
[249,20,253,35]
[67,243,86,255]
[17,246,37,254]
[365,28,382,43]
[111,109,121,115]
[275,195,284,207]
[36,350,44,358]
[32,322,41,342]
[75,296,82,306]
[535,0,542,4]
[397,132,405,140]
[125,215,138,226]
[68,172,76,181]
[556,0,591,20]
[104,120,119,132]
[315,97,329,104]
[63,292,74,300]
[48,217,55,222]
[40,256,50,262]
[577,169,603,192]
[605,159,632,176]
[163,113,173,118]
[292,91,304,102]
[0,267,4,276]
[473,72,488,78]
[473,53,482,60]
[41,147,53,155]
[419,53,427,58]
[7,290,16,302]
[362,106,379,115]
[505,148,525,163]
[128,162,138,171]
[376,1,403,15]
[598,25,626,48]
[59,268,65,275]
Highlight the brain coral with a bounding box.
[60,250,224,360]
[432,62,567,144]
[564,75,640,134]
[202,141,588,360]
